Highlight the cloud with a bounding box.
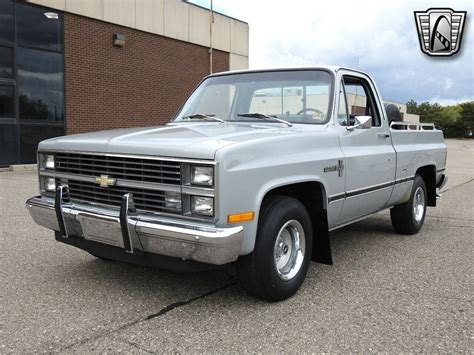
[191,0,473,104]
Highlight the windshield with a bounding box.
[173,70,333,124]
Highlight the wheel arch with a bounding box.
[258,180,333,265]
[415,165,437,207]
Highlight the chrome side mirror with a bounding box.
[346,116,372,131]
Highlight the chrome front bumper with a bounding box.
[26,190,243,265]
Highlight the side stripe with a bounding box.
[328,176,415,204]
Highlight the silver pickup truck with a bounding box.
[27,66,448,301]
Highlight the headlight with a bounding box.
[46,178,56,191]
[191,166,213,186]
[45,154,55,169]
[164,191,182,211]
[191,196,214,216]
[40,177,56,192]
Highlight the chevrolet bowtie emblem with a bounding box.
[95,175,116,187]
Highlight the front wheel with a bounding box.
[237,196,313,301]
[390,175,427,235]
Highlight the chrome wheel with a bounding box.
[273,220,306,281]
[413,186,425,223]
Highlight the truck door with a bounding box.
[337,74,396,223]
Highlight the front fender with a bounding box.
[255,175,329,215]
[214,127,343,256]
[236,175,328,255]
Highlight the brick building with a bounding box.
[0,0,249,166]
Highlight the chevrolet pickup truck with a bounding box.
[26,66,448,301]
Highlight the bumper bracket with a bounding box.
[120,193,136,253]
[55,185,69,238]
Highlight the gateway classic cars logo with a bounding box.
[414,8,467,56]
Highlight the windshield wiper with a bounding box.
[182,113,226,123]
[237,113,292,127]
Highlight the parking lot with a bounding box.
[1,139,472,353]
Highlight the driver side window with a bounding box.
[341,76,381,127]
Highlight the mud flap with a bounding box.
[311,208,333,265]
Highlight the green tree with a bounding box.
[405,100,474,138]
[458,101,474,129]
[406,99,418,114]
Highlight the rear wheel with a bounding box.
[390,175,427,235]
[237,196,313,301]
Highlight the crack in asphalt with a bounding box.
[146,281,237,320]
[58,281,237,352]
[116,336,155,353]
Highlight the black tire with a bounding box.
[390,175,427,235]
[384,103,402,126]
[237,195,313,301]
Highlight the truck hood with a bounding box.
[39,122,327,160]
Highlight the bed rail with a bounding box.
[390,121,436,130]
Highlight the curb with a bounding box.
[8,164,38,172]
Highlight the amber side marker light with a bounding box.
[227,211,255,224]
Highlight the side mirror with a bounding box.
[346,116,372,131]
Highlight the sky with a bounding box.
[190,0,473,105]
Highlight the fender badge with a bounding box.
[324,160,344,177]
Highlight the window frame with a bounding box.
[339,75,382,128]
[336,79,349,125]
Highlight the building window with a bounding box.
[18,48,64,122]
[0,2,65,166]
[0,125,18,166]
[19,125,64,164]
[0,0,14,44]
[0,46,13,78]
[0,85,14,119]
[16,3,63,52]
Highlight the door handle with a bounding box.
[377,132,390,138]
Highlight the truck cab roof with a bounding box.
[206,65,369,79]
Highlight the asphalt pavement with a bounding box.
[0,139,472,353]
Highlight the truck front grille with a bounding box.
[67,180,182,214]
[53,152,182,214]
[55,153,182,185]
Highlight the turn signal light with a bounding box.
[227,211,255,224]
